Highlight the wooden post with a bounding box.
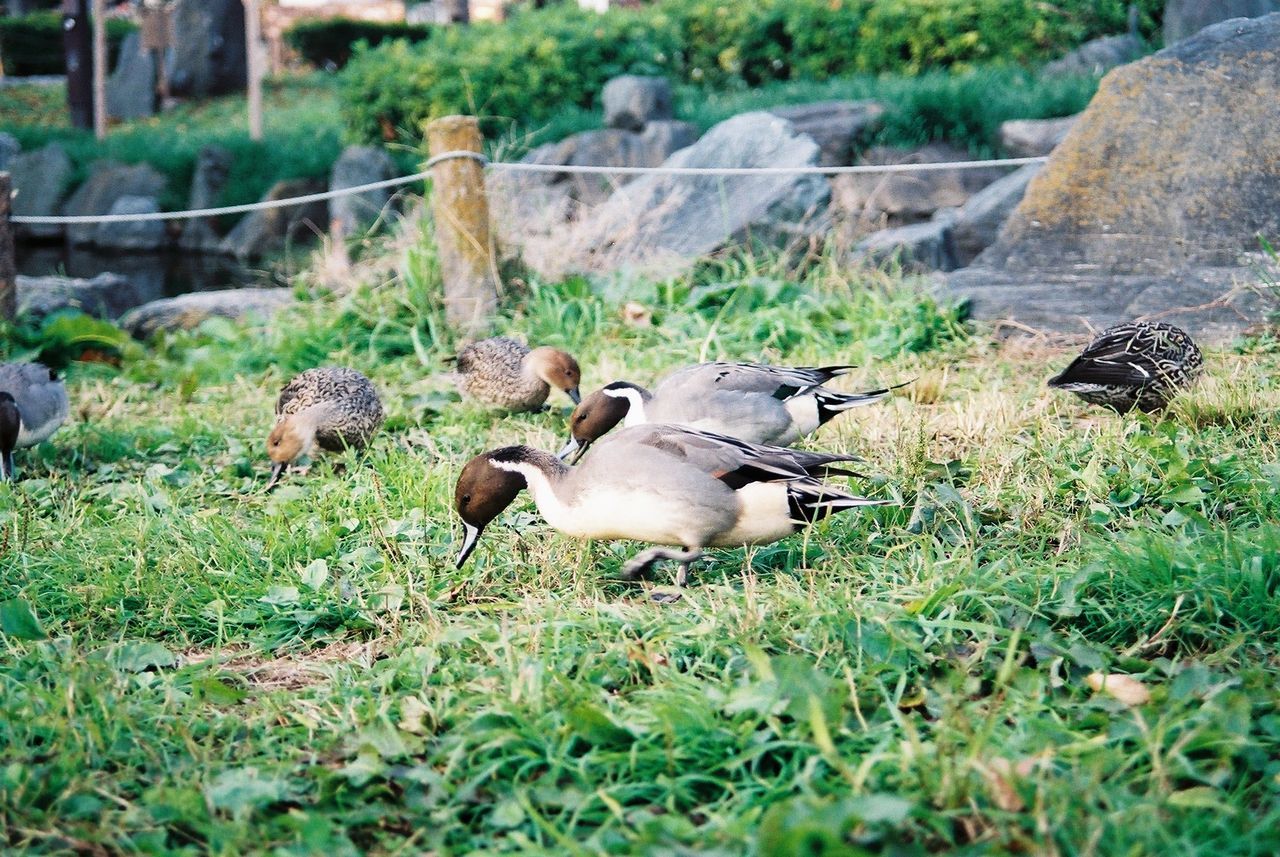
[0,173,14,322]
[425,116,497,333]
[62,0,94,130]
[245,0,263,141]
[92,0,106,139]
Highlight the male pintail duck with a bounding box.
[0,362,69,481]
[1048,321,1203,413]
[559,362,899,459]
[455,424,883,588]
[266,367,384,489]
[454,337,582,412]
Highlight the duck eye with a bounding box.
[462,493,471,504]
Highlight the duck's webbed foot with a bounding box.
[620,546,703,585]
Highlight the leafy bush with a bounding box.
[284,17,433,70]
[0,11,135,76]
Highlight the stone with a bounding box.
[220,178,327,261]
[947,14,1280,339]
[1164,0,1280,44]
[179,145,234,251]
[165,0,247,97]
[602,75,673,132]
[948,164,1042,267]
[61,161,167,246]
[10,143,72,240]
[999,115,1078,158]
[1043,34,1144,77]
[329,145,396,238]
[16,273,150,321]
[105,31,156,120]
[852,216,959,273]
[0,132,19,171]
[119,288,296,338]
[766,100,886,166]
[559,112,830,279]
[94,196,168,251]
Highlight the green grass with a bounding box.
[2,220,1279,855]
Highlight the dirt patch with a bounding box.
[180,639,381,690]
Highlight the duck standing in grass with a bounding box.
[454,337,582,411]
[1048,321,1204,413]
[455,424,883,588]
[0,362,69,481]
[559,362,900,459]
[266,367,384,489]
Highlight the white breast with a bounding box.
[712,482,796,546]
[522,468,691,546]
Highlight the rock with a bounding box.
[1164,0,1280,43]
[10,143,72,240]
[119,288,296,338]
[1043,34,1144,77]
[853,216,959,273]
[16,273,150,320]
[62,161,167,246]
[93,196,167,251]
[602,75,673,131]
[165,0,247,97]
[766,100,886,166]
[105,31,156,120]
[999,115,1078,158]
[947,14,1280,339]
[220,178,327,261]
[949,164,1042,267]
[559,112,830,279]
[0,132,19,171]
[179,145,234,251]
[329,145,396,238]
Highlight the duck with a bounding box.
[0,362,69,481]
[455,424,883,588]
[454,337,582,412]
[558,361,899,459]
[1048,321,1204,413]
[266,367,384,489]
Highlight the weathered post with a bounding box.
[425,116,497,334]
[245,0,263,141]
[92,0,106,140]
[0,173,15,322]
[62,0,94,130]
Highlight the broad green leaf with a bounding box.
[107,641,176,673]
[0,598,46,641]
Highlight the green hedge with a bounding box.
[0,11,136,77]
[284,17,433,70]
[340,0,1163,147]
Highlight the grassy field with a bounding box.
[2,221,1279,855]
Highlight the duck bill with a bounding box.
[456,521,484,568]
[556,435,579,461]
[265,461,287,492]
[566,386,581,405]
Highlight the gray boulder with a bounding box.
[165,0,247,97]
[94,196,168,251]
[179,145,234,251]
[1043,33,1144,77]
[999,115,1078,158]
[1164,0,1280,43]
[852,216,959,273]
[602,75,673,132]
[329,146,396,237]
[106,31,156,120]
[221,178,327,261]
[947,14,1280,339]
[62,161,167,246]
[120,288,296,338]
[11,143,73,241]
[948,164,1042,267]
[17,273,150,321]
[766,100,886,166]
[0,132,18,171]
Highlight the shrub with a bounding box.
[284,17,433,70]
[0,11,135,77]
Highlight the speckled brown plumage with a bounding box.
[275,367,384,451]
[1048,321,1203,413]
[455,337,578,412]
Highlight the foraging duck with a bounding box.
[454,337,582,411]
[1048,321,1203,413]
[455,424,882,587]
[559,362,898,459]
[0,362,69,481]
[266,367,384,489]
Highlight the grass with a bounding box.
[2,216,1279,855]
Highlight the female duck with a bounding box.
[455,424,881,587]
[0,362,69,480]
[266,367,384,489]
[454,337,582,412]
[1048,321,1203,413]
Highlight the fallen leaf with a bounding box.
[1085,672,1151,706]
[974,758,1025,812]
[622,302,652,327]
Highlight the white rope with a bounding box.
[10,151,1044,225]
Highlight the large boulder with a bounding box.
[10,143,72,240]
[62,161,167,246]
[329,146,396,237]
[0,133,18,171]
[1043,34,1144,77]
[999,115,1078,158]
[1164,0,1280,43]
[94,196,168,251]
[220,178,328,261]
[179,145,234,251]
[165,0,247,97]
[120,288,296,338]
[602,76,673,132]
[766,100,886,166]
[106,31,156,120]
[16,273,150,321]
[947,14,1280,339]
[852,217,959,273]
[948,164,1042,267]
